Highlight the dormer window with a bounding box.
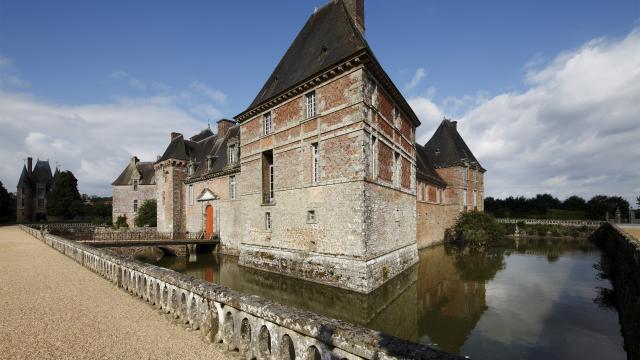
[228,144,238,165]
[133,179,138,191]
[188,163,196,176]
[207,157,214,171]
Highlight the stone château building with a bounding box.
[112,156,156,227]
[16,157,58,222]
[112,0,484,293]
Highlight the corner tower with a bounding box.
[234,0,419,293]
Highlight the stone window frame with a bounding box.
[473,190,477,210]
[228,144,238,165]
[188,185,194,206]
[265,212,272,231]
[307,209,317,224]
[263,112,272,135]
[463,189,467,210]
[305,90,316,119]
[133,179,139,191]
[393,106,400,128]
[370,135,378,180]
[367,74,377,108]
[133,199,138,213]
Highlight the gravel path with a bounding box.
[0,225,236,360]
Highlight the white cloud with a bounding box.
[404,67,427,92]
[0,91,206,196]
[190,81,227,104]
[110,70,146,90]
[411,28,640,202]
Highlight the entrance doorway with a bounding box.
[205,205,214,239]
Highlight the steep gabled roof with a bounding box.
[32,160,53,184]
[237,0,420,127]
[424,120,485,172]
[112,159,156,186]
[17,166,32,188]
[415,143,447,187]
[247,0,367,110]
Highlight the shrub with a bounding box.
[114,215,128,229]
[452,211,509,249]
[135,199,157,227]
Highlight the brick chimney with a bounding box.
[343,0,365,35]
[27,157,32,175]
[217,119,236,136]
[171,132,182,141]
[451,121,458,130]
[130,156,139,167]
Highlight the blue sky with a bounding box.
[0,0,639,200]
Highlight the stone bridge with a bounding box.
[19,225,460,360]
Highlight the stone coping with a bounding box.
[496,218,604,227]
[19,225,461,360]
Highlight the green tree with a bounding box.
[452,211,510,250]
[0,180,14,222]
[562,195,586,211]
[135,199,157,227]
[114,215,128,228]
[46,171,83,220]
[636,195,640,208]
[586,195,630,220]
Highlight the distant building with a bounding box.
[111,156,156,227]
[16,157,58,222]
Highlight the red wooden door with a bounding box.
[205,205,214,239]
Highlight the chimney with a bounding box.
[27,157,33,175]
[217,119,236,136]
[451,121,458,130]
[130,156,139,167]
[343,0,365,35]
[171,132,182,141]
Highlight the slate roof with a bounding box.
[17,160,54,189]
[248,0,367,109]
[238,0,420,126]
[156,124,241,183]
[415,143,447,187]
[424,120,485,172]
[112,159,156,186]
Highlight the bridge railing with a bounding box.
[18,225,460,360]
[495,218,605,227]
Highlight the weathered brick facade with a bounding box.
[113,0,485,294]
[112,157,156,227]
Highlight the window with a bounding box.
[265,212,272,230]
[207,157,214,171]
[463,190,467,210]
[38,199,44,208]
[307,210,316,223]
[463,167,468,184]
[133,200,138,213]
[162,191,165,205]
[263,112,272,135]
[306,91,316,118]
[368,76,377,107]
[229,175,236,200]
[37,184,45,197]
[188,185,194,206]
[228,144,237,165]
[473,190,477,210]
[133,179,138,191]
[473,169,477,186]
[393,152,400,187]
[311,142,319,184]
[188,163,195,176]
[370,136,378,179]
[21,196,25,207]
[393,106,400,127]
[262,150,274,204]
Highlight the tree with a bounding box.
[0,180,14,222]
[586,195,630,220]
[135,199,157,227]
[46,171,83,220]
[114,215,128,228]
[636,195,640,208]
[562,195,586,211]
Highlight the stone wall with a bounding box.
[112,184,156,227]
[496,218,604,227]
[592,223,640,359]
[416,202,459,249]
[19,225,461,360]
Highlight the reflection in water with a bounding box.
[151,238,626,359]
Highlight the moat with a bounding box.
[150,238,627,359]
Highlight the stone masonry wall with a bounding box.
[112,184,156,227]
[416,201,460,249]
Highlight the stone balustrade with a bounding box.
[495,218,604,227]
[18,225,460,360]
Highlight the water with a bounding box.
[151,238,626,359]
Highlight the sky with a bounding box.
[0,0,638,202]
